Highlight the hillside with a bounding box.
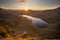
[0,8,41,39]
[23,7,60,38]
[0,7,60,40]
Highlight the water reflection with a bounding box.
[22,15,48,28]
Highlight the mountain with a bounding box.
[16,7,60,38]
[23,7,60,38]
[0,7,60,40]
[0,8,41,39]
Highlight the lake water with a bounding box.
[22,15,49,28]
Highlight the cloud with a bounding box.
[19,0,26,2]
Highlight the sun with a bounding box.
[25,8,28,11]
[23,8,29,11]
[24,8,29,11]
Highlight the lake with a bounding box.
[22,15,49,28]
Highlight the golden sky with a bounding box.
[0,0,60,10]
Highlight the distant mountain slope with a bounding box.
[23,7,60,23]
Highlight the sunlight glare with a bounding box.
[25,8,29,11]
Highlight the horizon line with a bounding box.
[0,7,59,11]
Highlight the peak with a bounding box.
[56,7,60,9]
[0,8,3,10]
[0,8,5,10]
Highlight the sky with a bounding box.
[0,0,60,10]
